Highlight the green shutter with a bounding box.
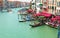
[39,4,43,6]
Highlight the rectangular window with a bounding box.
[48,0,56,4]
[36,0,41,3]
[44,0,47,2]
[57,2,60,6]
[52,0,54,4]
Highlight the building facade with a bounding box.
[56,0,60,15]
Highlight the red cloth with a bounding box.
[50,16,60,24]
[51,18,57,22]
[33,14,37,17]
[55,16,60,18]
[41,12,52,18]
[36,13,42,16]
[27,9,33,13]
[42,14,51,18]
[55,16,60,20]
[33,11,52,18]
